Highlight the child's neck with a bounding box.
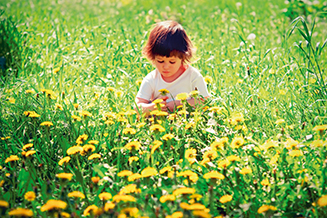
[161,64,188,83]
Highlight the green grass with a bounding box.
[0,0,327,217]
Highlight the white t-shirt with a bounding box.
[136,65,210,103]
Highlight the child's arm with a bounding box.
[135,96,169,116]
[165,96,209,111]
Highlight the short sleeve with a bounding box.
[136,76,153,101]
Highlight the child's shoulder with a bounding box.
[187,65,202,77]
[144,69,159,81]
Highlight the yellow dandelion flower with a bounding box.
[24,191,36,201]
[22,143,33,150]
[317,195,327,207]
[7,97,15,104]
[56,173,73,181]
[150,124,165,132]
[128,173,142,182]
[68,191,85,199]
[141,167,157,177]
[28,111,41,118]
[55,103,63,111]
[136,122,146,128]
[104,202,115,211]
[58,156,71,166]
[76,134,88,144]
[203,171,225,180]
[177,170,198,179]
[179,110,190,117]
[8,208,33,217]
[257,205,277,213]
[185,148,197,164]
[289,150,303,157]
[67,145,83,155]
[151,140,162,154]
[311,140,323,147]
[60,212,71,218]
[125,141,141,150]
[79,110,92,118]
[218,159,231,169]
[261,178,270,186]
[40,121,53,127]
[83,205,99,216]
[99,192,112,200]
[118,170,133,177]
[25,90,35,94]
[176,92,189,101]
[82,144,95,153]
[159,166,172,175]
[24,150,36,157]
[160,194,175,203]
[230,136,245,149]
[203,150,218,161]
[40,199,67,211]
[210,137,228,150]
[173,187,196,196]
[0,200,9,208]
[112,195,136,202]
[189,90,199,97]
[91,176,100,184]
[107,87,115,92]
[135,79,142,86]
[284,138,299,149]
[162,133,174,141]
[239,167,252,175]
[128,156,139,164]
[5,155,19,163]
[190,194,203,201]
[219,195,233,203]
[88,153,101,160]
[53,67,60,73]
[313,124,327,131]
[168,113,177,120]
[88,140,99,145]
[230,113,244,125]
[123,127,136,135]
[275,119,285,125]
[153,99,163,104]
[159,89,170,95]
[204,75,213,84]
[260,140,278,151]
[227,155,240,162]
[115,90,123,97]
[72,115,82,121]
[120,184,141,195]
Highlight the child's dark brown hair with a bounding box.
[142,20,194,63]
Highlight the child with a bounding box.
[135,20,209,115]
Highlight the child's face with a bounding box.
[154,56,184,82]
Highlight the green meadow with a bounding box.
[0,0,327,217]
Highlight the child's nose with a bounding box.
[163,63,169,69]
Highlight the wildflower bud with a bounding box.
[302,122,306,130]
[155,206,160,217]
[250,98,253,106]
[62,91,65,99]
[247,66,250,76]
[272,168,277,174]
[36,93,39,99]
[281,128,285,135]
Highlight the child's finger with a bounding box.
[159,96,169,101]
